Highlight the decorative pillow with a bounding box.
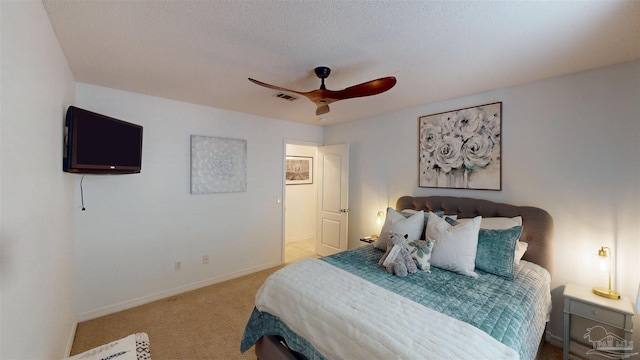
[426,212,482,278]
[400,209,419,214]
[400,210,451,218]
[444,217,459,226]
[457,216,526,265]
[479,216,522,229]
[374,208,424,250]
[514,241,528,265]
[475,226,523,280]
[405,239,435,272]
[483,217,527,265]
[457,216,522,229]
[400,209,444,240]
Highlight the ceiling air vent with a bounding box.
[274,93,298,101]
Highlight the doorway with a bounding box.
[284,143,319,263]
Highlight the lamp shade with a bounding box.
[592,246,620,300]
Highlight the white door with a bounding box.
[316,144,349,256]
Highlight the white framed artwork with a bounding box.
[190,135,247,194]
[418,102,502,190]
[285,156,313,185]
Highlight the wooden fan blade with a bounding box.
[249,78,327,105]
[326,77,397,101]
[250,78,334,115]
[248,78,307,96]
[249,75,396,116]
[316,104,330,116]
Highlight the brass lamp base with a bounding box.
[593,287,620,300]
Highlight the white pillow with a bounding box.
[457,216,521,229]
[514,240,528,265]
[479,216,522,229]
[402,209,457,220]
[374,208,424,250]
[426,212,482,278]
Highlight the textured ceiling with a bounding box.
[42,0,639,126]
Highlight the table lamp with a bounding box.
[636,282,639,313]
[592,246,620,299]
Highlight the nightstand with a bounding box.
[359,235,378,243]
[563,283,635,360]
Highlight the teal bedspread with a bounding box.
[241,245,551,360]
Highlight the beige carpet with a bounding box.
[70,239,317,359]
[284,238,317,264]
[70,239,562,359]
[70,264,280,359]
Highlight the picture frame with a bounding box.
[418,102,502,190]
[285,156,313,185]
[190,135,247,194]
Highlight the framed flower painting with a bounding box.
[418,102,502,190]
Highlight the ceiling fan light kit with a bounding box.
[249,66,396,116]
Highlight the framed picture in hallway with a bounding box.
[285,156,313,185]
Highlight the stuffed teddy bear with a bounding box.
[378,233,417,277]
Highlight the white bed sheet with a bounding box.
[255,259,519,360]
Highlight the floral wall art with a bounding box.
[190,135,247,194]
[419,102,502,190]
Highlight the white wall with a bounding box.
[1,2,636,355]
[0,1,77,359]
[285,144,318,244]
[73,84,323,319]
[324,61,640,348]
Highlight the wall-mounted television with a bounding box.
[63,106,143,174]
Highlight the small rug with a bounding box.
[67,333,150,360]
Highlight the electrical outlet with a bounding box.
[174,261,181,271]
[203,255,209,264]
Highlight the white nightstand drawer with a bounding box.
[570,300,625,327]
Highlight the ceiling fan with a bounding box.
[248,66,397,116]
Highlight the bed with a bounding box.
[241,196,553,360]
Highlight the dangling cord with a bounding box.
[80,175,86,211]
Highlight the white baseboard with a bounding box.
[76,260,281,322]
[65,320,78,357]
[545,331,563,347]
[568,342,595,359]
[546,330,600,360]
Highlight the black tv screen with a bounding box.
[63,106,143,174]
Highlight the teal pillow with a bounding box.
[474,226,523,280]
